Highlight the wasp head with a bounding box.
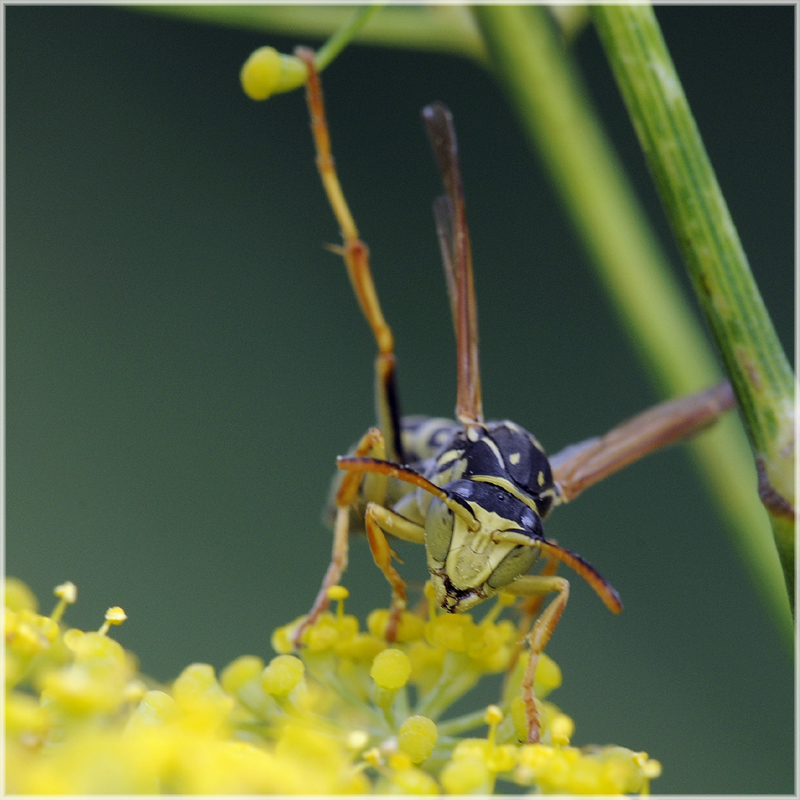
[424,478,545,613]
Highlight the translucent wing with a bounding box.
[423,103,483,430]
[551,381,735,503]
[433,194,458,337]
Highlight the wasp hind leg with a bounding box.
[292,427,390,649]
[296,48,404,464]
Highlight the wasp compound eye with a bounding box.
[424,496,454,564]
[487,545,540,591]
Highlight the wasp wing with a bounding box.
[433,194,458,337]
[550,381,735,503]
[423,103,483,429]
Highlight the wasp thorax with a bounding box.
[424,481,543,613]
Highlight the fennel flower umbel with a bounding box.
[5,577,660,794]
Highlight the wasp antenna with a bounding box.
[537,539,623,614]
[337,455,478,530]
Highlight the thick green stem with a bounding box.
[136,5,486,61]
[592,3,795,608]
[472,6,792,637]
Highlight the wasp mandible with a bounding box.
[291,50,735,743]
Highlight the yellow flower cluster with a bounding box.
[5,578,660,794]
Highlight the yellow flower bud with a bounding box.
[398,715,438,763]
[220,655,264,694]
[261,655,304,697]
[370,648,411,690]
[240,46,308,102]
[5,578,39,612]
[440,755,492,794]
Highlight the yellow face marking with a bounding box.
[538,470,545,486]
[509,452,521,466]
[443,505,522,591]
[470,475,540,515]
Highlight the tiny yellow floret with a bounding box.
[241,46,281,101]
[425,612,472,652]
[346,729,370,751]
[440,755,492,794]
[262,654,305,697]
[98,606,126,635]
[370,648,411,690]
[220,655,265,694]
[640,754,663,779]
[240,46,308,102]
[6,690,51,743]
[54,581,78,604]
[488,744,518,774]
[398,715,438,763]
[551,711,575,745]
[123,689,176,734]
[364,747,383,768]
[327,585,349,601]
[5,577,39,612]
[50,581,77,623]
[65,630,126,664]
[271,617,304,654]
[171,663,234,731]
[105,606,126,624]
[388,751,413,771]
[534,652,562,696]
[388,763,439,794]
[485,703,504,726]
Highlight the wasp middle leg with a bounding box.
[292,427,390,648]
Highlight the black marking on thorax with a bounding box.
[440,422,555,514]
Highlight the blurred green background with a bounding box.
[6,6,793,794]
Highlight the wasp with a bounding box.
[291,50,735,742]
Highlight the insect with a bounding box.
[291,50,735,742]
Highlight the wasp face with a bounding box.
[420,422,557,612]
[424,478,545,613]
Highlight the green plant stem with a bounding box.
[591,4,795,608]
[314,6,383,73]
[135,5,486,62]
[472,6,792,639]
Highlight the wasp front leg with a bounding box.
[292,427,389,649]
[503,572,571,744]
[504,554,561,683]
[364,503,426,642]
